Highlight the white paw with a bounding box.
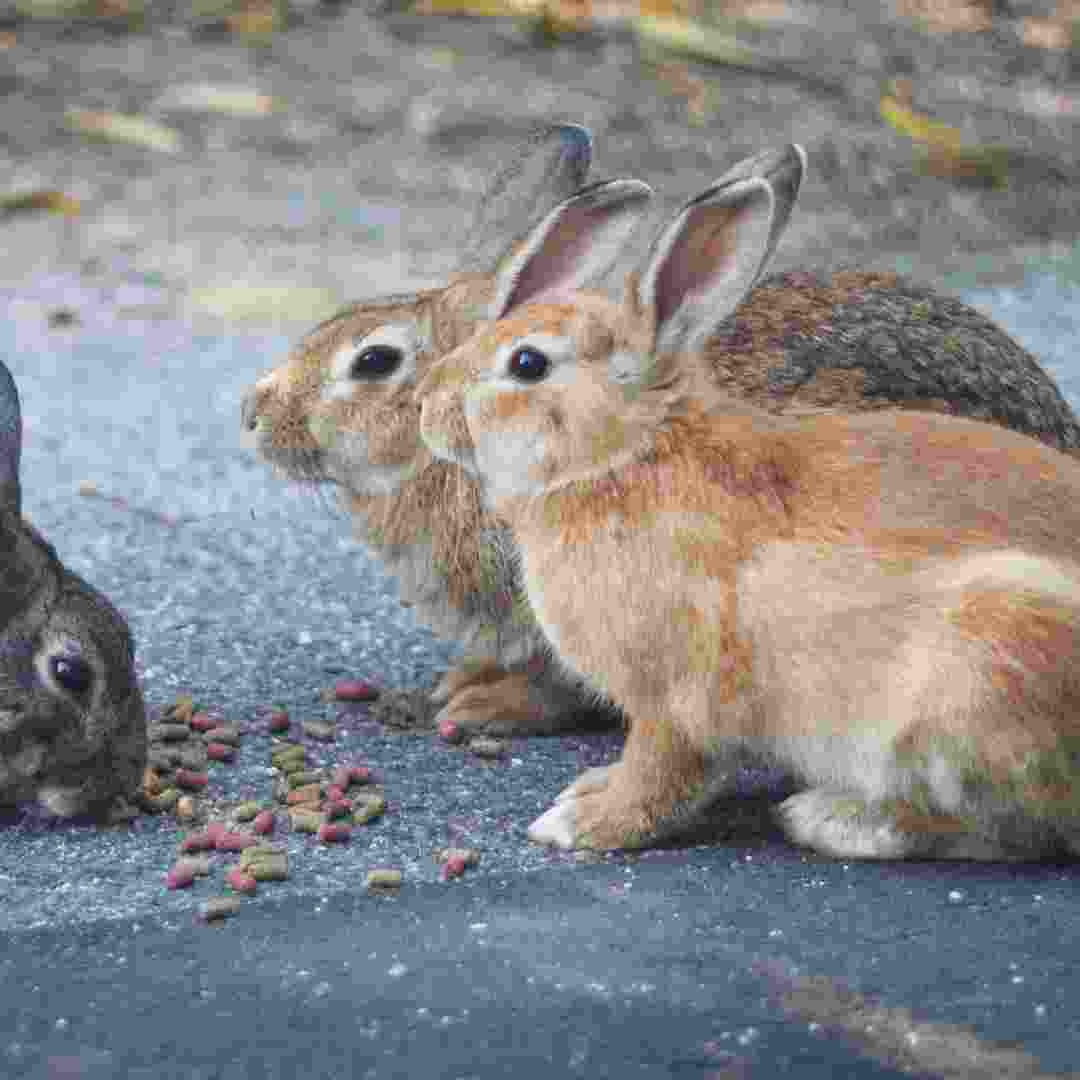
[528,798,579,849]
[778,789,915,860]
[555,764,612,803]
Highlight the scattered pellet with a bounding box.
[330,767,352,790]
[352,796,386,826]
[366,868,402,891]
[287,770,324,790]
[215,831,259,852]
[224,869,258,896]
[247,857,289,882]
[205,821,227,846]
[175,855,211,878]
[302,720,336,741]
[288,808,321,833]
[175,768,208,790]
[175,795,197,822]
[179,831,215,854]
[232,801,260,823]
[238,844,286,867]
[201,897,242,922]
[165,864,196,890]
[252,810,275,836]
[189,711,216,732]
[325,784,346,803]
[207,742,236,763]
[143,788,181,813]
[149,722,191,743]
[468,737,506,759]
[438,717,464,744]
[286,784,322,806]
[269,710,290,733]
[350,766,374,785]
[436,848,480,879]
[203,724,241,746]
[168,696,196,725]
[142,767,163,797]
[333,679,379,702]
[318,822,351,844]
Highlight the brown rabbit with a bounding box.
[244,133,1080,740]
[0,359,146,818]
[417,156,1080,860]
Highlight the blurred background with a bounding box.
[3,0,1080,327]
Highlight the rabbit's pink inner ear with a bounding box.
[490,179,653,319]
[641,179,775,353]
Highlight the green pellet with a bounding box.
[278,758,308,775]
[247,859,289,882]
[238,844,287,867]
[288,808,321,833]
[352,796,386,825]
[287,770,324,789]
[145,787,181,813]
[366,868,402,891]
[201,897,242,922]
[232,801,261,822]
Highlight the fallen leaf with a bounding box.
[0,190,81,218]
[66,109,182,153]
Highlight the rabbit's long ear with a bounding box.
[632,143,806,354]
[461,123,594,273]
[0,361,22,515]
[489,178,653,318]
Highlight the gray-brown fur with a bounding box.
[0,361,146,818]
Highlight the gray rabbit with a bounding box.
[0,360,146,817]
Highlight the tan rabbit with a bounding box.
[244,132,1080,740]
[417,155,1080,861]
[0,360,146,818]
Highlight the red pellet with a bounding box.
[206,742,236,763]
[269,711,290,733]
[252,810,274,835]
[350,766,373,784]
[215,831,259,852]
[205,821,227,846]
[179,831,214,854]
[331,767,352,789]
[175,768,208,790]
[318,822,351,844]
[441,855,469,880]
[325,784,346,803]
[333,679,378,702]
[438,717,464,744]
[189,712,217,732]
[225,868,258,895]
[166,864,197,890]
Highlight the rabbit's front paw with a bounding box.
[432,663,542,736]
[528,764,653,850]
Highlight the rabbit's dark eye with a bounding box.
[50,655,92,696]
[508,347,550,382]
[350,345,403,380]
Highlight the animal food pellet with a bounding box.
[206,743,236,763]
[179,831,215,854]
[205,821,227,846]
[269,710,290,733]
[333,679,378,702]
[438,717,464,744]
[201,897,242,922]
[175,856,211,877]
[175,768,208,790]
[318,822,351,844]
[441,855,468,880]
[287,770,324,790]
[238,844,285,866]
[232,801,260,822]
[247,858,289,882]
[302,720,336,741]
[286,784,322,806]
[169,696,196,725]
[144,788,181,813]
[271,748,306,771]
[204,724,241,746]
[331,767,352,790]
[325,784,346,803]
[252,810,274,835]
[165,864,196,890]
[142,768,163,797]
[175,795,197,821]
[288,808,321,833]
[352,796,386,826]
[436,848,480,880]
[215,831,259,852]
[189,711,217,732]
[224,869,258,896]
[366,868,402,891]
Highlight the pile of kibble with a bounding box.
[138,690,481,924]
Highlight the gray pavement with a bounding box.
[3,251,1080,1080]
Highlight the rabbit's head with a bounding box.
[418,146,807,512]
[241,123,594,502]
[0,362,146,818]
